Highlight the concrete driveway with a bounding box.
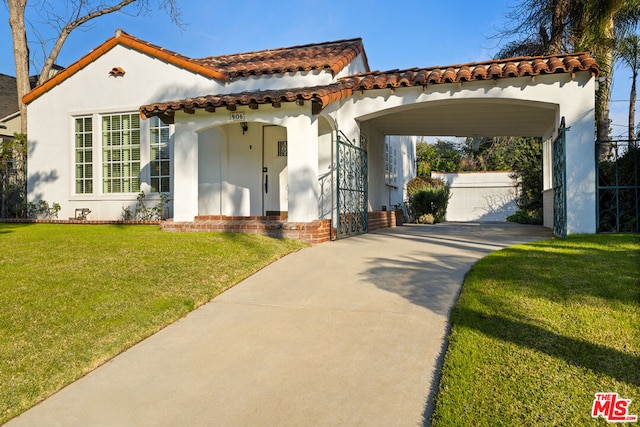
[7,223,552,427]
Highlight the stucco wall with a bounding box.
[431,172,518,222]
[317,117,335,222]
[27,44,223,220]
[26,43,353,222]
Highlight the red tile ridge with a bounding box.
[193,37,368,78]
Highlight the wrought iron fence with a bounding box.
[596,139,639,233]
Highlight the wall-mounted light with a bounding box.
[241,122,248,134]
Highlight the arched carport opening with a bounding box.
[355,97,561,229]
[357,98,558,138]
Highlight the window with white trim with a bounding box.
[385,138,398,186]
[101,113,141,193]
[74,116,93,194]
[73,112,171,196]
[149,116,171,193]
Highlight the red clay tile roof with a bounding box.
[140,80,360,121]
[140,52,599,120]
[194,38,369,78]
[348,53,598,89]
[23,32,368,104]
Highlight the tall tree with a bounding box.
[5,0,181,133]
[415,139,462,176]
[496,0,582,57]
[615,32,640,142]
[7,0,29,134]
[495,0,640,144]
[579,0,627,144]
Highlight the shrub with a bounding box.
[406,176,446,197]
[25,200,61,219]
[122,192,170,220]
[409,185,451,223]
[506,208,543,225]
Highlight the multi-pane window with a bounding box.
[385,139,398,185]
[102,113,141,193]
[149,116,170,193]
[74,113,170,196]
[74,116,93,194]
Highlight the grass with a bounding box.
[431,234,640,426]
[0,223,307,424]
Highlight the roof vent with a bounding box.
[109,67,126,77]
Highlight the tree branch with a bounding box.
[37,0,137,85]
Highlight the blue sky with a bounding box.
[0,0,634,137]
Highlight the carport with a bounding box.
[331,54,599,237]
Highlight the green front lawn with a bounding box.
[0,223,307,423]
[432,234,640,426]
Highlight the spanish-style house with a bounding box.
[24,30,599,241]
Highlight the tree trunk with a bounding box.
[7,0,30,135]
[631,69,637,143]
[548,0,571,54]
[595,15,616,159]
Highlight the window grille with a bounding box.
[74,116,93,194]
[102,113,141,193]
[277,140,287,157]
[150,116,171,193]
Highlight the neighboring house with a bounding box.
[0,74,20,139]
[0,68,62,135]
[24,30,599,238]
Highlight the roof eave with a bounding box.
[139,82,357,121]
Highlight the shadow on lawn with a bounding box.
[453,306,640,387]
[496,240,640,306]
[0,223,24,234]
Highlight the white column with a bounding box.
[562,78,597,234]
[286,115,319,222]
[172,118,199,221]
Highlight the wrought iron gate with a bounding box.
[336,131,368,238]
[553,118,567,239]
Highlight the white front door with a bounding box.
[262,126,288,216]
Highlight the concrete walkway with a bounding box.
[7,223,552,427]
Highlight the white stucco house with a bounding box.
[24,30,599,241]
